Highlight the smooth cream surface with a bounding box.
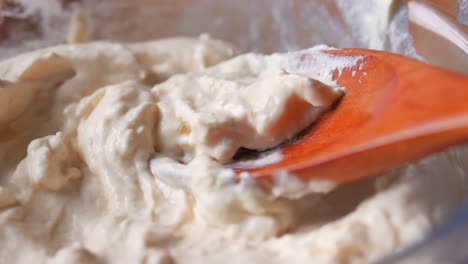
[0,36,467,264]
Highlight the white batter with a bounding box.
[0,36,467,264]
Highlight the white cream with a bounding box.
[153,50,343,163]
[0,36,466,264]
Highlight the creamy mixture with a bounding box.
[0,36,467,264]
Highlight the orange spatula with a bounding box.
[234,49,468,186]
